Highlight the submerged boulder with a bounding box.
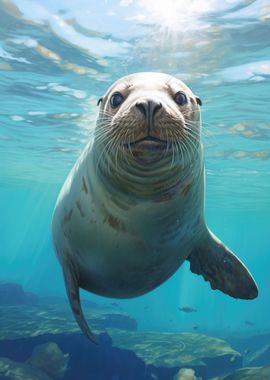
[27,342,69,379]
[174,367,201,379]
[0,342,68,380]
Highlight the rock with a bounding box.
[0,304,241,380]
[0,282,38,306]
[27,342,69,379]
[24,291,39,306]
[0,357,51,380]
[174,368,201,379]
[213,365,270,379]
[226,332,270,357]
[0,304,136,341]
[111,330,242,379]
[92,313,137,331]
[244,344,270,367]
[39,295,97,309]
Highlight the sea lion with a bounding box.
[52,72,258,343]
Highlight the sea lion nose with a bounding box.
[136,100,162,121]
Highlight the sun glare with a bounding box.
[137,0,215,31]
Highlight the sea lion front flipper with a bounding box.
[187,229,258,299]
[63,258,97,343]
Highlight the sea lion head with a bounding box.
[94,72,202,168]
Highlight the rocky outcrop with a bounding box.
[111,330,241,379]
[0,304,241,380]
[0,342,68,380]
[0,282,38,306]
[0,357,52,380]
[244,344,270,367]
[213,365,270,379]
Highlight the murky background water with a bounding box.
[1,1,270,379]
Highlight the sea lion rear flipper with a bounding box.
[63,259,97,343]
[187,229,258,299]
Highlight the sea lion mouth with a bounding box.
[124,135,172,164]
[125,136,172,150]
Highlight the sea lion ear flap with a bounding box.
[97,97,103,106]
[195,96,202,106]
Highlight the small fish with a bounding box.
[193,325,199,330]
[111,302,119,307]
[143,305,149,310]
[178,306,197,313]
[245,320,254,326]
[243,348,251,355]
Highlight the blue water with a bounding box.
[1,0,270,379]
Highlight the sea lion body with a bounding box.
[52,72,258,342]
[53,142,203,298]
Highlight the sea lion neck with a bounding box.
[91,147,200,203]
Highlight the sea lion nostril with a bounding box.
[136,101,147,118]
[136,100,162,120]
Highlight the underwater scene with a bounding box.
[1,0,270,379]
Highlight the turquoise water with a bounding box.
[1,1,270,379]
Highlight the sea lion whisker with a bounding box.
[183,128,201,150]
[179,133,193,166]
[97,117,113,125]
[175,139,183,165]
[186,119,215,136]
[171,132,180,163]
[100,110,114,117]
[93,133,110,146]
[174,134,185,166]
[164,128,170,157]
[95,129,120,172]
[106,133,123,176]
[98,113,113,119]
[125,131,135,164]
[121,130,132,165]
[183,130,200,156]
[110,137,121,175]
[183,134,200,163]
[96,138,113,174]
[94,122,113,133]
[113,135,121,172]
[94,128,114,146]
[184,123,205,139]
[183,126,201,142]
[179,136,190,166]
[169,131,176,169]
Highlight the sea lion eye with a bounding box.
[174,91,188,106]
[110,92,124,108]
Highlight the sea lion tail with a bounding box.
[187,228,258,300]
[63,258,97,343]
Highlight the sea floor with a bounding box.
[0,283,270,380]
